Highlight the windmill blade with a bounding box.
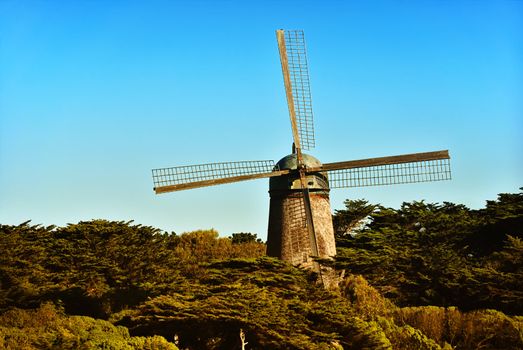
[298,170,324,283]
[276,29,315,154]
[311,150,451,189]
[152,160,290,194]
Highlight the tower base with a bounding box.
[267,190,337,288]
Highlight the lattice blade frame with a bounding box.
[277,29,315,151]
[327,158,451,189]
[153,160,288,194]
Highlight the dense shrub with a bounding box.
[0,303,177,350]
[395,306,523,350]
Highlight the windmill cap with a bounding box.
[274,153,323,171]
[270,153,329,192]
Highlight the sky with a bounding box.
[1,0,522,239]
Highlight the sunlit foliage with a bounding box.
[0,303,177,349]
[0,189,521,349]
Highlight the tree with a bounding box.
[333,189,523,314]
[332,199,378,236]
[231,232,263,244]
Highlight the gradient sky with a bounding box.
[1,1,522,239]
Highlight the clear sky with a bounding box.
[1,1,522,239]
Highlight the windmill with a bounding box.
[152,29,451,286]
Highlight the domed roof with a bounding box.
[270,153,328,192]
[275,153,322,171]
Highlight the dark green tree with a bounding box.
[230,232,263,244]
[334,188,523,314]
[332,199,378,236]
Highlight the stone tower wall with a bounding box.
[267,190,336,269]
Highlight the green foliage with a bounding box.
[1,189,522,349]
[339,274,395,320]
[482,188,523,222]
[0,221,56,309]
[395,306,523,350]
[377,316,450,350]
[0,221,265,317]
[115,260,449,350]
[231,232,263,244]
[333,199,378,236]
[114,258,350,349]
[0,303,177,350]
[466,189,523,256]
[334,189,523,314]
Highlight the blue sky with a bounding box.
[1,1,521,238]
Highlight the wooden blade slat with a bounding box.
[298,169,323,284]
[154,169,290,194]
[298,171,319,257]
[307,150,450,173]
[321,151,451,189]
[277,29,302,156]
[153,160,278,193]
[277,29,315,151]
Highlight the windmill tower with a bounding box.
[152,30,451,286]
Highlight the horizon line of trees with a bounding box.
[0,188,521,349]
